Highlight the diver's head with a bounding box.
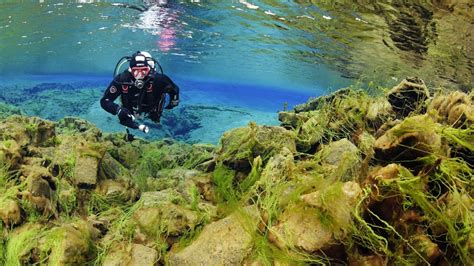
[140,51,155,71]
[129,51,151,81]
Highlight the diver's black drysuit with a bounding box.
[100,70,180,129]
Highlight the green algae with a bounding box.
[93,200,144,265]
[5,225,42,266]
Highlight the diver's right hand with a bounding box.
[117,107,134,121]
[117,107,138,129]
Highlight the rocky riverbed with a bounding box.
[0,77,473,265]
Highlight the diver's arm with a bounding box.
[163,75,180,109]
[100,81,122,115]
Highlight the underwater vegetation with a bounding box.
[0,77,473,265]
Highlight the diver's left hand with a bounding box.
[165,99,180,109]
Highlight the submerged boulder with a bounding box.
[38,220,97,265]
[168,206,259,266]
[103,242,158,266]
[428,91,474,127]
[0,139,22,169]
[0,116,56,147]
[269,181,362,253]
[0,199,23,227]
[315,138,361,182]
[374,115,442,170]
[73,155,99,188]
[216,122,296,172]
[387,77,429,117]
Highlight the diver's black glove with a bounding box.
[117,107,138,129]
[165,99,179,109]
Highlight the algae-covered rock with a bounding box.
[409,234,441,264]
[117,143,140,169]
[99,152,130,180]
[278,111,310,129]
[0,199,23,227]
[56,116,102,141]
[260,147,294,183]
[217,122,296,172]
[4,224,42,265]
[316,138,361,182]
[374,115,442,169]
[0,115,56,147]
[270,182,361,253]
[73,155,99,188]
[0,139,22,169]
[38,220,96,265]
[268,204,332,252]
[103,242,158,266]
[168,206,259,266]
[295,111,327,152]
[134,190,200,238]
[387,77,429,117]
[134,140,214,178]
[97,179,139,203]
[428,91,474,127]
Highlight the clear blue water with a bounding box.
[0,1,472,143]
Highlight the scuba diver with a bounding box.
[100,51,180,139]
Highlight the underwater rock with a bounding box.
[73,155,99,188]
[117,143,140,169]
[103,242,158,266]
[168,205,259,266]
[270,181,362,253]
[0,199,23,227]
[0,115,56,147]
[295,112,327,152]
[316,138,361,182]
[278,111,309,129]
[38,221,96,265]
[217,122,296,172]
[365,99,394,130]
[134,203,199,238]
[428,91,474,127]
[17,165,57,218]
[99,152,129,180]
[293,89,352,113]
[409,234,441,264]
[133,140,214,179]
[4,224,43,265]
[260,147,294,183]
[97,179,139,203]
[374,115,442,170]
[135,189,201,239]
[0,139,22,169]
[386,77,429,117]
[56,116,102,141]
[268,204,332,252]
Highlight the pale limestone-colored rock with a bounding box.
[103,243,158,266]
[73,156,98,188]
[217,122,296,172]
[317,138,361,182]
[268,206,332,252]
[168,206,259,266]
[134,203,199,237]
[130,244,158,266]
[260,147,294,183]
[428,91,473,127]
[271,182,362,253]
